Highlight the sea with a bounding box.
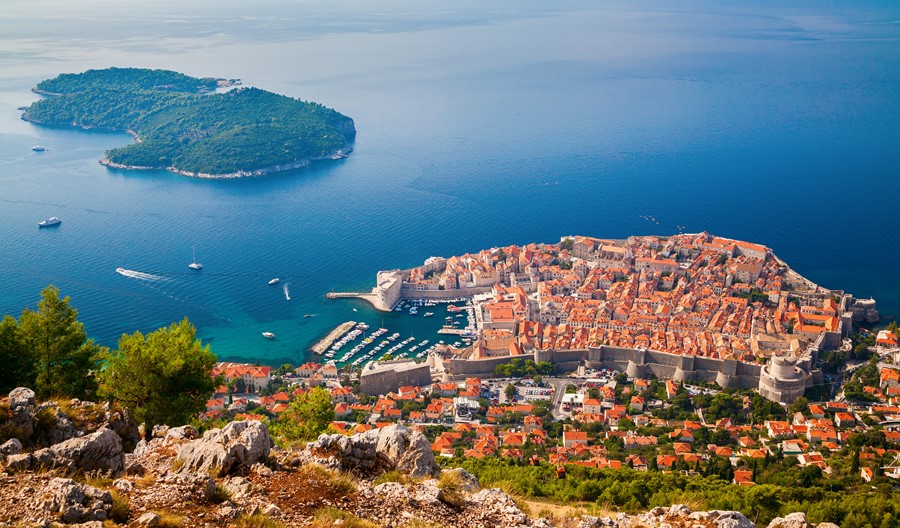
[0,0,898,367]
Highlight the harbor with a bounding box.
[311,320,356,355]
[309,297,477,369]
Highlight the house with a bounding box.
[656,455,678,469]
[630,396,645,412]
[861,467,874,482]
[798,452,828,469]
[765,421,792,439]
[733,470,755,486]
[665,380,680,400]
[834,412,856,428]
[583,398,603,416]
[563,430,589,448]
[212,362,272,393]
[808,405,826,418]
[334,402,350,418]
[876,331,898,348]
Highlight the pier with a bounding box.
[311,320,357,355]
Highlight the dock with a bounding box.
[311,321,357,355]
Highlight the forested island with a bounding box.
[22,68,355,178]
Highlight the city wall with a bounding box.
[446,345,762,389]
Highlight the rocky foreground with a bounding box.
[1,388,838,528]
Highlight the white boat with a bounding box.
[188,246,202,270]
[32,145,48,152]
[424,312,434,317]
[38,216,61,227]
[262,332,275,339]
[268,278,280,285]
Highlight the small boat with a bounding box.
[262,332,275,339]
[268,278,280,285]
[32,145,48,152]
[188,246,202,270]
[38,216,61,228]
[424,312,434,317]
[303,314,314,318]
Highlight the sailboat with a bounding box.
[188,246,202,270]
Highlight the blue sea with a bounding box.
[0,0,898,366]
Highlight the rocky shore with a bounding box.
[0,387,840,528]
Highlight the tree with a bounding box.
[789,396,809,416]
[505,383,518,400]
[0,315,31,393]
[99,318,218,437]
[18,285,102,399]
[270,387,335,443]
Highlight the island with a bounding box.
[22,68,355,178]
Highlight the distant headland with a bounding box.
[22,68,355,178]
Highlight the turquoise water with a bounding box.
[0,1,898,366]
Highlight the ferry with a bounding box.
[38,216,61,228]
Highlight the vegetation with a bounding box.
[0,285,103,399]
[25,68,355,176]
[450,458,900,528]
[493,358,554,377]
[99,318,219,438]
[269,388,335,444]
[233,513,286,528]
[312,507,377,528]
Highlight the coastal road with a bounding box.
[545,377,574,421]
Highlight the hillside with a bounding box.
[22,68,355,177]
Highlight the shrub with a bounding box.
[311,507,377,528]
[437,470,466,508]
[233,513,286,528]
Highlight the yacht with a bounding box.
[268,278,280,285]
[188,246,202,270]
[423,312,434,317]
[262,332,275,339]
[38,216,61,228]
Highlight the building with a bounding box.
[360,359,432,396]
[212,362,271,393]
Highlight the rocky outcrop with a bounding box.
[308,424,435,478]
[8,387,36,438]
[767,513,814,528]
[579,505,758,528]
[6,427,124,476]
[24,477,112,524]
[175,420,272,477]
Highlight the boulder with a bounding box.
[48,427,125,476]
[768,513,814,528]
[413,480,442,506]
[8,387,36,438]
[443,467,480,492]
[175,420,272,477]
[26,477,112,524]
[374,481,411,502]
[222,476,253,500]
[308,424,435,478]
[466,488,530,526]
[713,511,756,528]
[0,438,23,457]
[136,511,161,527]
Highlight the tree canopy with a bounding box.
[15,285,103,399]
[24,68,355,176]
[99,318,218,436]
[269,387,335,444]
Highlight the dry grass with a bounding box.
[54,398,105,430]
[209,483,232,504]
[527,498,597,528]
[488,480,531,515]
[405,517,441,528]
[156,512,184,528]
[108,490,131,524]
[299,464,357,495]
[373,469,410,486]
[171,457,185,472]
[437,470,466,508]
[311,507,377,528]
[232,513,287,528]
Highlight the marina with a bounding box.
[311,320,356,355]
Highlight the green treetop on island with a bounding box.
[24,67,355,177]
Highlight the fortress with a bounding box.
[334,233,879,403]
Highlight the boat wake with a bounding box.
[115,268,169,281]
[283,283,291,301]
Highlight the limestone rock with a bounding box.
[308,424,435,478]
[44,427,125,476]
[443,467,480,492]
[0,438,23,457]
[712,511,755,528]
[8,387,36,438]
[136,511,161,527]
[768,512,814,528]
[817,523,840,528]
[252,461,274,477]
[262,503,282,517]
[113,478,134,492]
[413,479,442,506]
[467,488,530,526]
[175,420,272,477]
[374,481,411,500]
[223,476,253,500]
[26,477,112,524]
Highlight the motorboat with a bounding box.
[262,332,275,339]
[32,145,48,152]
[188,246,202,270]
[268,278,280,285]
[38,216,61,227]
